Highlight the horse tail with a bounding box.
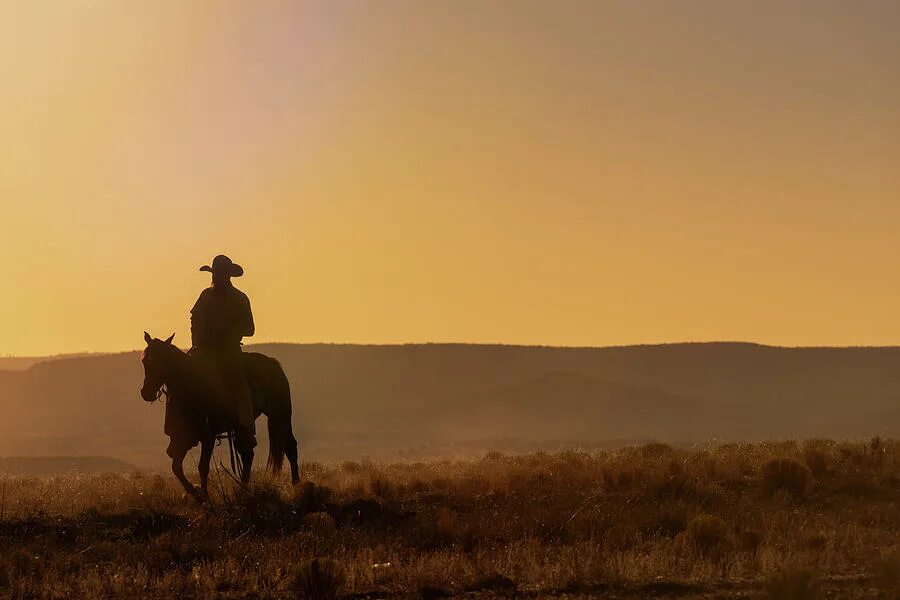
[266,359,293,474]
[267,416,286,473]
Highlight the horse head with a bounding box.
[141,331,177,402]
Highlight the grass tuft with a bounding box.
[761,458,813,498]
[684,513,729,554]
[291,557,344,599]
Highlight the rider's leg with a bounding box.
[220,349,257,449]
[235,378,256,448]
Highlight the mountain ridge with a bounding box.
[7,340,900,371]
[0,342,897,466]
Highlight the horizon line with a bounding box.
[6,339,900,360]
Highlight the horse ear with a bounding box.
[144,331,152,344]
[165,333,175,345]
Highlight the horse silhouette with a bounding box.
[140,332,300,499]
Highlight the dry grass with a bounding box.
[0,439,897,598]
[761,457,814,498]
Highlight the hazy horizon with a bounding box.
[7,337,900,361]
[3,342,898,467]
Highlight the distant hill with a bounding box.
[0,343,897,466]
[0,353,108,372]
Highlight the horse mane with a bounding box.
[147,340,192,394]
[151,340,187,361]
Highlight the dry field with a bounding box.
[0,440,898,599]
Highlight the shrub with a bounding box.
[369,476,397,500]
[764,567,820,600]
[642,507,689,538]
[295,482,333,514]
[761,458,813,498]
[639,443,674,458]
[649,466,695,500]
[802,449,828,478]
[291,557,344,600]
[736,528,763,554]
[222,483,293,533]
[341,461,362,474]
[302,512,336,536]
[684,514,729,553]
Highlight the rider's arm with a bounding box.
[241,294,255,338]
[190,291,209,347]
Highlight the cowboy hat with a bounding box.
[199,254,244,277]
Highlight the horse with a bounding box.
[140,332,300,500]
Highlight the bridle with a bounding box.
[151,384,170,403]
[143,344,174,403]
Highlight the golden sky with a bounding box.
[2,1,899,356]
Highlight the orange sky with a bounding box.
[2,1,899,356]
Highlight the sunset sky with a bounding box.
[2,1,899,356]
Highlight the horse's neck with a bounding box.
[164,350,193,397]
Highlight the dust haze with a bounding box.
[1,342,897,470]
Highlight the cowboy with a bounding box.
[190,254,256,448]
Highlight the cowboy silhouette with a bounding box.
[190,254,256,448]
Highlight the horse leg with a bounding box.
[171,447,200,500]
[198,436,214,500]
[235,429,255,487]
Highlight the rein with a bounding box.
[152,385,170,403]
[216,431,243,480]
